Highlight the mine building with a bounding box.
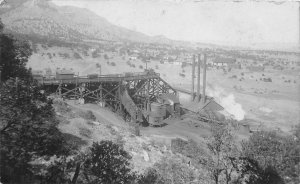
[176,53,226,123]
[213,58,236,67]
[35,53,226,127]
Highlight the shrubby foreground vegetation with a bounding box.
[1,19,299,183]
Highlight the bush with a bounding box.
[104,54,109,60]
[171,138,208,167]
[231,157,284,184]
[54,100,71,114]
[139,65,143,69]
[137,168,163,184]
[84,141,135,183]
[152,155,201,184]
[110,62,116,66]
[79,127,92,138]
[73,52,82,59]
[86,120,94,126]
[47,53,52,59]
[263,77,272,82]
[179,73,185,77]
[83,50,89,57]
[115,134,125,146]
[181,62,188,68]
[62,133,88,151]
[241,130,300,183]
[171,138,188,153]
[59,53,70,59]
[205,124,238,184]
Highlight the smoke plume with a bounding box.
[207,85,245,121]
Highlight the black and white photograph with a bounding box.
[0,0,299,183]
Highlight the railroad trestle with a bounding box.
[39,73,177,124]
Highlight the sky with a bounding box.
[52,0,299,47]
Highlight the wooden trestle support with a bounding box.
[42,74,177,123]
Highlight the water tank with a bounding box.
[150,102,166,117]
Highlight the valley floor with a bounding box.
[28,46,300,132]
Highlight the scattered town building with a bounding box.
[129,54,138,61]
[247,66,265,72]
[213,58,236,67]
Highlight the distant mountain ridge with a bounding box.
[0,0,173,44]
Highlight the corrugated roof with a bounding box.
[200,99,224,111]
[181,97,224,113]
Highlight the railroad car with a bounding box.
[56,70,74,80]
[87,74,98,79]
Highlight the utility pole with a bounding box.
[0,66,2,83]
[197,54,201,102]
[191,54,195,101]
[202,53,207,104]
[99,64,102,76]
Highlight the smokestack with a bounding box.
[202,53,207,104]
[191,54,195,101]
[197,54,201,102]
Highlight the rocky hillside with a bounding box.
[0,0,25,14]
[0,0,171,43]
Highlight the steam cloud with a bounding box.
[207,85,245,121]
